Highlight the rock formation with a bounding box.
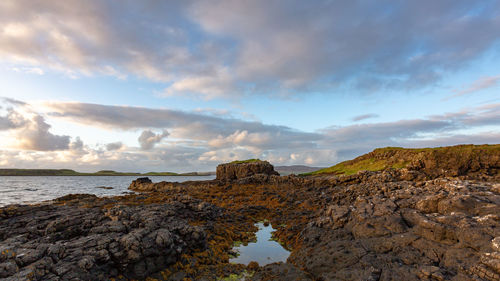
[215,160,279,181]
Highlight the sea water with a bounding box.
[0,175,214,207]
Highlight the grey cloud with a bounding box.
[402,132,500,149]
[2,97,27,106]
[0,98,28,130]
[45,102,323,150]
[17,115,70,151]
[106,142,123,151]
[70,137,84,150]
[0,108,26,130]
[429,103,500,127]
[352,113,379,122]
[42,100,500,167]
[138,130,169,150]
[319,119,454,159]
[0,1,499,98]
[320,104,500,161]
[322,119,454,144]
[187,0,500,95]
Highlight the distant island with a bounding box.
[0,169,215,176]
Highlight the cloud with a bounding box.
[69,137,84,151]
[138,130,169,150]
[1,99,499,171]
[0,1,499,98]
[42,100,500,166]
[12,66,44,75]
[43,102,322,148]
[0,107,26,130]
[352,113,379,122]
[106,141,123,151]
[0,97,73,151]
[0,97,28,130]
[16,115,70,151]
[321,103,500,158]
[449,74,500,99]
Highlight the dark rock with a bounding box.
[248,262,313,281]
[0,195,222,280]
[291,178,500,280]
[129,177,153,190]
[216,160,279,181]
[95,186,113,189]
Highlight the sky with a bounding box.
[0,0,499,172]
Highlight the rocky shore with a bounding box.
[1,145,499,280]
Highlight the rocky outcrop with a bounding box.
[129,177,152,190]
[0,194,222,280]
[216,160,279,181]
[290,179,500,280]
[345,144,500,179]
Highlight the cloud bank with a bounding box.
[1,1,499,98]
[1,97,499,171]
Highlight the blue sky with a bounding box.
[0,0,499,172]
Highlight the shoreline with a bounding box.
[1,146,499,280]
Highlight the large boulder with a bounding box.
[216,160,279,181]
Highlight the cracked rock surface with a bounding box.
[0,195,221,280]
[291,179,500,280]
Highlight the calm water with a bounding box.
[230,222,290,265]
[0,175,215,207]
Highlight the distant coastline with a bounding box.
[0,169,215,176]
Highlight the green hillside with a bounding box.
[305,144,500,176]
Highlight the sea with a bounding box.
[0,175,215,207]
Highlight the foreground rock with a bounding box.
[0,194,222,280]
[127,168,500,280]
[291,178,500,280]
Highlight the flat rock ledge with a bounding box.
[0,195,222,281]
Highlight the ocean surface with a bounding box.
[0,175,215,207]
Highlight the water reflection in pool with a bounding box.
[230,222,290,265]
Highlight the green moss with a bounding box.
[232,241,243,247]
[229,159,261,164]
[219,271,253,281]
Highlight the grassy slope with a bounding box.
[305,144,500,176]
[228,159,261,164]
